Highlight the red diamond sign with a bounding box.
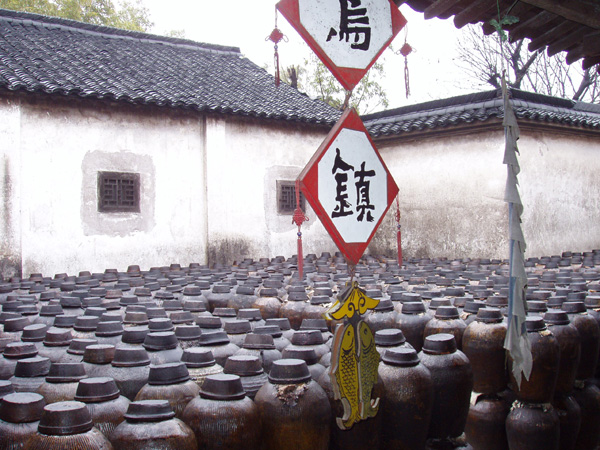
[277,0,407,91]
[298,109,398,265]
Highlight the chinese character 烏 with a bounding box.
[326,0,371,51]
[331,148,354,218]
[355,161,375,222]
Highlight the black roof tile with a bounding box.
[363,89,600,138]
[0,8,340,125]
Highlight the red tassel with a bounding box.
[292,180,309,279]
[266,8,286,88]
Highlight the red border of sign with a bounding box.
[298,109,399,265]
[277,0,407,91]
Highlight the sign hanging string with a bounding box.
[395,195,402,267]
[266,7,287,87]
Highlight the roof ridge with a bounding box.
[0,7,241,55]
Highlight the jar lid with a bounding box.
[162,299,182,311]
[181,348,216,368]
[38,401,94,435]
[422,334,457,355]
[463,300,487,314]
[265,318,291,331]
[198,331,230,346]
[42,327,73,347]
[253,325,282,338]
[291,330,324,346]
[174,324,202,341]
[374,328,406,346]
[0,392,45,423]
[75,377,120,402]
[224,320,252,335]
[0,380,14,399]
[288,291,308,302]
[83,344,115,364]
[122,326,149,344]
[123,311,149,325]
[83,307,106,318]
[475,307,503,323]
[213,308,236,318]
[544,310,570,326]
[525,316,547,332]
[374,299,394,312]
[224,355,264,376]
[20,324,48,342]
[183,286,202,296]
[268,359,311,384]
[300,318,328,332]
[382,347,420,367]
[401,301,426,315]
[183,300,207,313]
[45,362,87,383]
[563,301,586,314]
[527,301,548,313]
[3,317,30,332]
[259,288,278,298]
[99,312,123,323]
[487,296,508,307]
[3,342,38,359]
[143,331,178,351]
[124,400,175,422]
[196,316,222,329]
[95,321,123,337]
[148,362,190,386]
[14,356,51,378]
[200,374,246,401]
[111,347,151,368]
[429,298,452,310]
[39,304,63,317]
[146,308,167,319]
[52,315,77,329]
[435,306,459,319]
[67,338,98,355]
[74,316,100,332]
[281,347,319,366]
[242,333,275,350]
[212,284,231,294]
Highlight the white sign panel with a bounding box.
[298,0,393,70]
[318,129,387,243]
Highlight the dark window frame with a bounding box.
[277,180,305,215]
[97,171,140,213]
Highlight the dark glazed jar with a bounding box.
[572,380,600,450]
[563,301,600,381]
[134,362,200,419]
[508,316,559,403]
[109,400,197,450]
[553,393,581,450]
[10,356,51,393]
[104,347,150,401]
[205,284,233,312]
[252,288,282,320]
[142,331,183,365]
[0,342,38,380]
[464,394,510,450]
[397,301,432,352]
[181,374,261,450]
[224,320,252,347]
[23,401,113,450]
[74,377,130,438]
[223,355,268,399]
[374,328,413,358]
[255,359,331,450]
[0,392,45,450]
[462,308,507,394]
[544,310,581,397]
[196,331,239,367]
[423,306,467,350]
[378,347,433,450]
[364,299,399,333]
[180,348,223,389]
[36,362,87,403]
[82,344,115,378]
[279,290,309,330]
[506,402,560,450]
[235,333,281,373]
[419,333,473,441]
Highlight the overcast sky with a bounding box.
[140,1,478,111]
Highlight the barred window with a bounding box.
[277,180,305,215]
[98,172,140,213]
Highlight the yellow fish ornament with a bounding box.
[326,282,380,321]
[357,320,380,418]
[330,323,361,430]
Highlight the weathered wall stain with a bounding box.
[208,237,253,267]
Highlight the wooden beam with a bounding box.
[547,27,590,56]
[423,0,462,19]
[528,21,578,52]
[454,0,496,28]
[518,0,600,29]
[582,55,600,70]
[508,10,556,41]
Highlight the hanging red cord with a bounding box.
[292,180,309,279]
[266,8,287,87]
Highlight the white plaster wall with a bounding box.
[371,131,509,259]
[0,97,22,277]
[518,131,600,257]
[205,117,336,264]
[18,100,207,275]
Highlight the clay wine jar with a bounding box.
[109,400,197,450]
[397,301,431,352]
[462,307,507,394]
[423,306,466,350]
[553,393,581,450]
[464,394,510,450]
[180,348,223,389]
[505,402,560,450]
[36,362,87,403]
[419,333,473,440]
[181,374,261,450]
[279,290,309,331]
[544,310,581,397]
[378,347,433,450]
[104,347,151,401]
[508,316,559,403]
[572,380,600,450]
[563,301,600,381]
[255,359,331,450]
[251,288,282,321]
[0,392,45,450]
[23,400,113,450]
